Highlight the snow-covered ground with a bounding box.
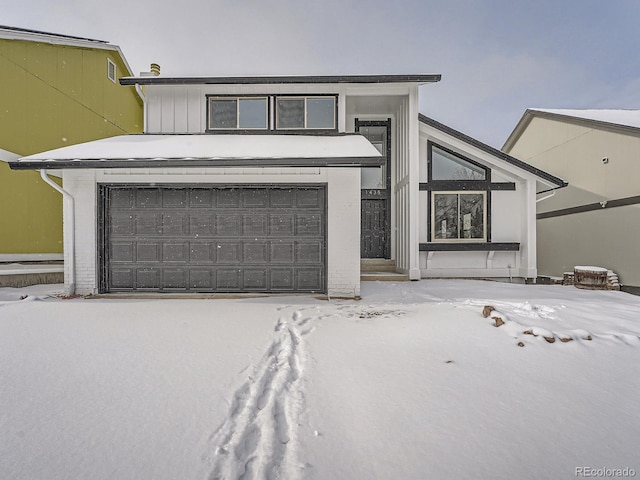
[1,280,639,480]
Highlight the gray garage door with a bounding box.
[100,185,326,293]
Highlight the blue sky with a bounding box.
[4,0,640,147]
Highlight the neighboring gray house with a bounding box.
[10,72,564,298]
[503,108,640,293]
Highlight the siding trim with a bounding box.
[537,194,640,219]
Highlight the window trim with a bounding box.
[206,95,270,132]
[275,95,337,131]
[427,141,489,183]
[430,190,487,243]
[107,58,116,83]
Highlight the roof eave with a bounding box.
[419,113,566,188]
[9,156,385,170]
[119,74,442,86]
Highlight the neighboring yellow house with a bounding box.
[503,108,640,293]
[0,25,143,259]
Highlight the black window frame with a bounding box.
[422,142,495,243]
[206,95,270,132]
[274,94,338,132]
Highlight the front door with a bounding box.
[356,119,391,258]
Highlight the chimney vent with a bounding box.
[150,63,161,76]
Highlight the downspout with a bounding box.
[40,169,75,295]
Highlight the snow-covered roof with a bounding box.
[10,134,383,170]
[530,108,640,129]
[0,147,20,163]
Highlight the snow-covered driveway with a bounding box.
[1,280,639,479]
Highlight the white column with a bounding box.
[408,86,421,280]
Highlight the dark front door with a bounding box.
[356,119,391,258]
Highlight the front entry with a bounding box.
[356,119,391,258]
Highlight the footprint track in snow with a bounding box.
[207,310,312,480]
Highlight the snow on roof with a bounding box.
[12,134,382,169]
[530,108,640,129]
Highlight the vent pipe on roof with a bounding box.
[150,63,160,76]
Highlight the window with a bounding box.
[432,192,486,241]
[425,142,491,242]
[430,144,486,181]
[276,96,336,130]
[208,97,268,130]
[107,59,116,83]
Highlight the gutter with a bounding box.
[39,169,75,295]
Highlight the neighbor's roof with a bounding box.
[503,108,640,152]
[120,73,442,86]
[419,114,566,187]
[10,134,383,170]
[0,25,136,77]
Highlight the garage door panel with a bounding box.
[296,189,323,208]
[270,189,295,208]
[136,189,160,207]
[190,215,215,236]
[190,243,214,263]
[270,214,294,235]
[271,242,295,263]
[244,243,268,263]
[110,214,134,235]
[243,189,269,208]
[217,189,241,207]
[137,242,161,262]
[163,242,189,263]
[296,242,323,264]
[111,243,134,262]
[163,268,188,289]
[295,214,322,236]
[244,269,267,289]
[190,269,214,289]
[216,214,242,236]
[217,242,242,263]
[271,268,294,289]
[162,213,189,235]
[162,189,187,208]
[217,268,241,289]
[110,268,134,288]
[136,214,162,235]
[137,268,161,289]
[243,214,268,236]
[104,186,326,293]
[190,189,215,208]
[297,269,323,290]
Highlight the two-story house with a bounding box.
[10,71,565,297]
[0,25,143,262]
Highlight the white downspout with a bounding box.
[40,169,75,295]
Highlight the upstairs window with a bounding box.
[107,59,116,83]
[276,96,336,130]
[208,97,268,130]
